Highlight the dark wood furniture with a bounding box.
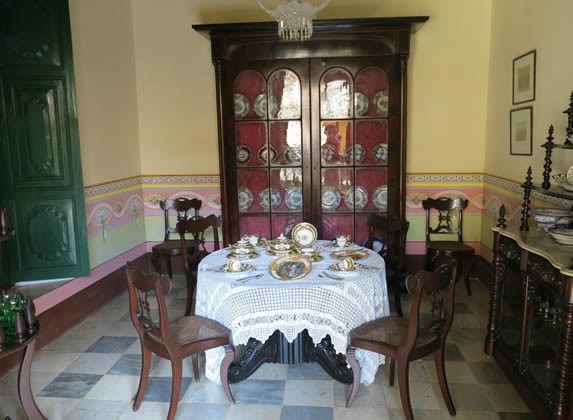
[177,214,222,316]
[125,262,234,420]
[346,262,457,419]
[422,196,475,295]
[0,325,46,420]
[366,213,409,316]
[193,17,428,245]
[151,198,201,278]
[485,224,573,419]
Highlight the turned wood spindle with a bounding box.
[0,325,5,349]
[520,166,533,231]
[496,204,507,228]
[14,311,26,341]
[541,125,554,190]
[563,91,573,145]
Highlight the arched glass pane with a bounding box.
[355,66,389,118]
[233,70,266,120]
[268,69,301,119]
[320,67,353,119]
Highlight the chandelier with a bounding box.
[258,0,330,41]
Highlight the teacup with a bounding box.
[299,246,321,258]
[335,235,351,248]
[226,258,242,272]
[338,256,356,271]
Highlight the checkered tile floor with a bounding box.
[0,275,533,419]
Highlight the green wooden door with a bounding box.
[0,0,89,283]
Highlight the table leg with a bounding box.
[17,338,46,420]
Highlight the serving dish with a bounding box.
[258,144,279,165]
[373,185,388,210]
[533,208,573,230]
[234,93,249,119]
[373,90,388,116]
[259,188,282,210]
[284,145,302,164]
[236,145,252,165]
[238,186,254,211]
[355,92,369,116]
[548,228,573,246]
[330,249,369,260]
[344,186,368,209]
[328,263,364,274]
[321,186,342,210]
[269,254,312,280]
[291,222,318,247]
[254,93,278,118]
[285,187,303,210]
[262,234,296,254]
[345,144,366,163]
[372,143,388,164]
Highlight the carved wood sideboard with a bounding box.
[485,225,573,419]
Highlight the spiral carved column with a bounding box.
[552,277,573,419]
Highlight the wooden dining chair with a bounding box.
[345,261,457,420]
[125,262,234,420]
[366,214,410,317]
[423,196,475,295]
[178,214,222,316]
[151,197,202,278]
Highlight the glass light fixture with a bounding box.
[258,0,330,41]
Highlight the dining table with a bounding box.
[195,239,390,385]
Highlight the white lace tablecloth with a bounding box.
[195,240,390,385]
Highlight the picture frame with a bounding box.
[512,50,536,105]
[510,107,533,156]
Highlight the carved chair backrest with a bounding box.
[161,198,202,241]
[125,262,175,349]
[422,197,468,243]
[366,214,409,273]
[403,261,457,351]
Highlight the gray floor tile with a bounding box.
[86,336,137,353]
[288,362,332,380]
[178,402,230,418]
[233,379,286,405]
[142,376,192,402]
[281,405,333,420]
[39,373,102,399]
[468,362,510,384]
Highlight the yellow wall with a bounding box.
[69,0,141,186]
[127,0,492,176]
[485,0,573,183]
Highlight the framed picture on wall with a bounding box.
[512,50,536,104]
[510,107,533,155]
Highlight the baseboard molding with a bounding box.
[0,253,148,379]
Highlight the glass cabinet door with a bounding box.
[313,61,394,245]
[233,67,306,239]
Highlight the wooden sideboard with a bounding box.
[485,225,573,419]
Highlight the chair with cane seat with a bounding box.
[345,261,458,420]
[125,262,234,420]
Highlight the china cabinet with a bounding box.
[193,17,428,244]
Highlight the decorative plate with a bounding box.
[373,185,388,211]
[269,254,312,281]
[285,187,303,210]
[234,93,249,119]
[258,144,279,165]
[321,186,342,210]
[259,187,282,210]
[216,263,254,274]
[238,186,254,211]
[328,263,364,274]
[254,93,278,118]
[345,144,366,163]
[344,186,368,210]
[355,92,369,116]
[321,143,338,163]
[330,249,369,260]
[372,143,388,164]
[291,222,318,247]
[373,90,389,116]
[285,146,302,164]
[330,249,370,261]
[236,145,252,165]
[226,251,260,260]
